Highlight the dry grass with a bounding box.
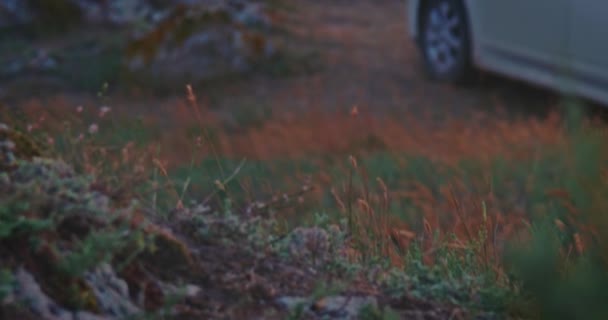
[1,94,581,270]
[6,89,608,318]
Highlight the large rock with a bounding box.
[123,0,277,82]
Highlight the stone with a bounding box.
[83,263,141,318]
[12,267,75,320]
[0,0,33,28]
[276,295,379,320]
[313,296,378,319]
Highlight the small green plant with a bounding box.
[310,279,346,301]
[505,221,608,320]
[0,269,15,301]
[0,201,53,239]
[285,301,307,320]
[502,100,608,320]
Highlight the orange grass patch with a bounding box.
[212,110,564,162]
[4,94,567,167]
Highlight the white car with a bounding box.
[407,0,608,106]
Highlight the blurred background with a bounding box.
[0,0,568,116]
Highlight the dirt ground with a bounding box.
[232,0,560,118]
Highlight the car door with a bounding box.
[568,0,608,105]
[470,0,572,91]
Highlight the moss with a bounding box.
[135,225,194,282]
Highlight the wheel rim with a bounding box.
[423,1,465,74]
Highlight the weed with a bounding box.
[0,269,14,301]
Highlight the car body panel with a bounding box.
[473,0,573,92]
[569,0,608,106]
[406,0,420,42]
[406,0,608,106]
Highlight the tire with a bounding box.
[418,0,474,84]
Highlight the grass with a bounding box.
[2,88,608,319]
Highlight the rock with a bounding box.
[287,226,331,266]
[230,1,271,29]
[123,0,278,82]
[158,282,201,299]
[313,296,378,319]
[83,263,141,318]
[11,268,112,320]
[5,60,25,75]
[106,0,151,25]
[28,49,59,71]
[276,295,378,320]
[276,296,309,310]
[7,266,138,320]
[0,0,33,28]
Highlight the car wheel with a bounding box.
[418,0,473,83]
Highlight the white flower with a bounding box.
[88,123,99,134]
[99,106,111,118]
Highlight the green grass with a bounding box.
[0,269,15,301]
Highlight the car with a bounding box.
[407,0,608,106]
